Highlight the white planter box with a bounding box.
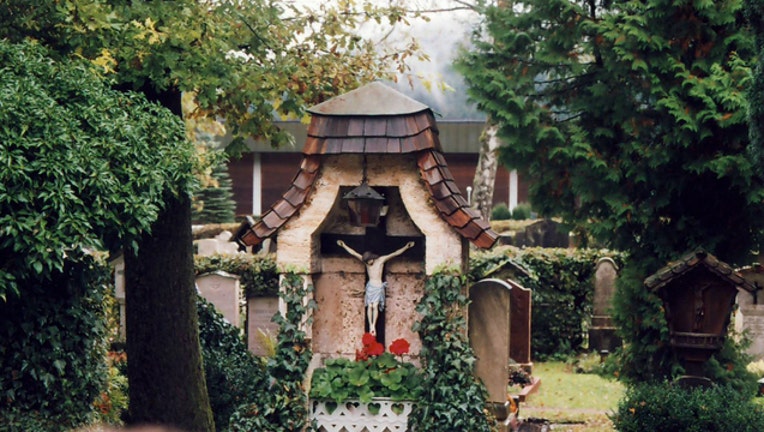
[310,398,414,432]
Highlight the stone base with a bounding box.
[588,327,621,353]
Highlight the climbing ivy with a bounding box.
[228,271,315,432]
[409,270,494,432]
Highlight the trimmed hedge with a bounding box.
[195,254,278,298]
[471,246,627,359]
[612,382,764,431]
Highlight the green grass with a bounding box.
[520,361,625,432]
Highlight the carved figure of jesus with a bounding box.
[337,240,415,336]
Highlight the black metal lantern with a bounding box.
[343,181,385,227]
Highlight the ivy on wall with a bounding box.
[409,271,494,432]
[228,272,315,432]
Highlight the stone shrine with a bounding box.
[234,81,498,365]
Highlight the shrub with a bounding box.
[491,203,512,220]
[611,382,764,432]
[197,296,267,432]
[0,256,111,431]
[511,203,532,220]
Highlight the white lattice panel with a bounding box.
[310,399,413,432]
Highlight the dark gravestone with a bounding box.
[513,219,569,248]
[508,280,532,368]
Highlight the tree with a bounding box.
[747,0,764,166]
[1,1,424,429]
[193,152,237,225]
[0,39,196,428]
[458,0,764,382]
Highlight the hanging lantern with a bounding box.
[343,181,385,227]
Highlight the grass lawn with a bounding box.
[519,361,625,432]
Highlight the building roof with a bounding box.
[307,81,429,116]
[644,248,756,293]
[235,82,499,250]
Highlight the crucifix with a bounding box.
[336,239,415,336]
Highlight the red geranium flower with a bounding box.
[367,341,385,356]
[389,338,410,356]
[362,332,376,346]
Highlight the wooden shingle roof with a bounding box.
[235,82,498,250]
[644,248,756,293]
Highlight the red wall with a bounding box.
[228,152,528,217]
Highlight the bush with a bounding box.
[612,382,764,432]
[0,256,111,431]
[197,296,267,432]
[511,203,532,220]
[491,203,512,220]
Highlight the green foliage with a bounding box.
[197,295,267,432]
[228,272,314,432]
[0,0,422,148]
[310,353,422,404]
[746,0,764,173]
[471,247,627,359]
[460,0,763,264]
[409,271,493,432]
[0,40,196,300]
[0,255,111,431]
[491,203,512,220]
[611,382,764,432]
[194,253,279,298]
[459,0,764,384]
[511,203,532,221]
[193,153,236,225]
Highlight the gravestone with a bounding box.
[247,296,280,356]
[469,279,512,415]
[196,271,242,327]
[735,265,764,359]
[513,219,569,248]
[589,257,621,353]
[508,280,532,368]
[195,230,241,256]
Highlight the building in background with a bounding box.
[226,120,528,218]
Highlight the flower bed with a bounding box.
[309,334,420,431]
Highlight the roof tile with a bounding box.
[364,118,387,136]
[386,138,402,153]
